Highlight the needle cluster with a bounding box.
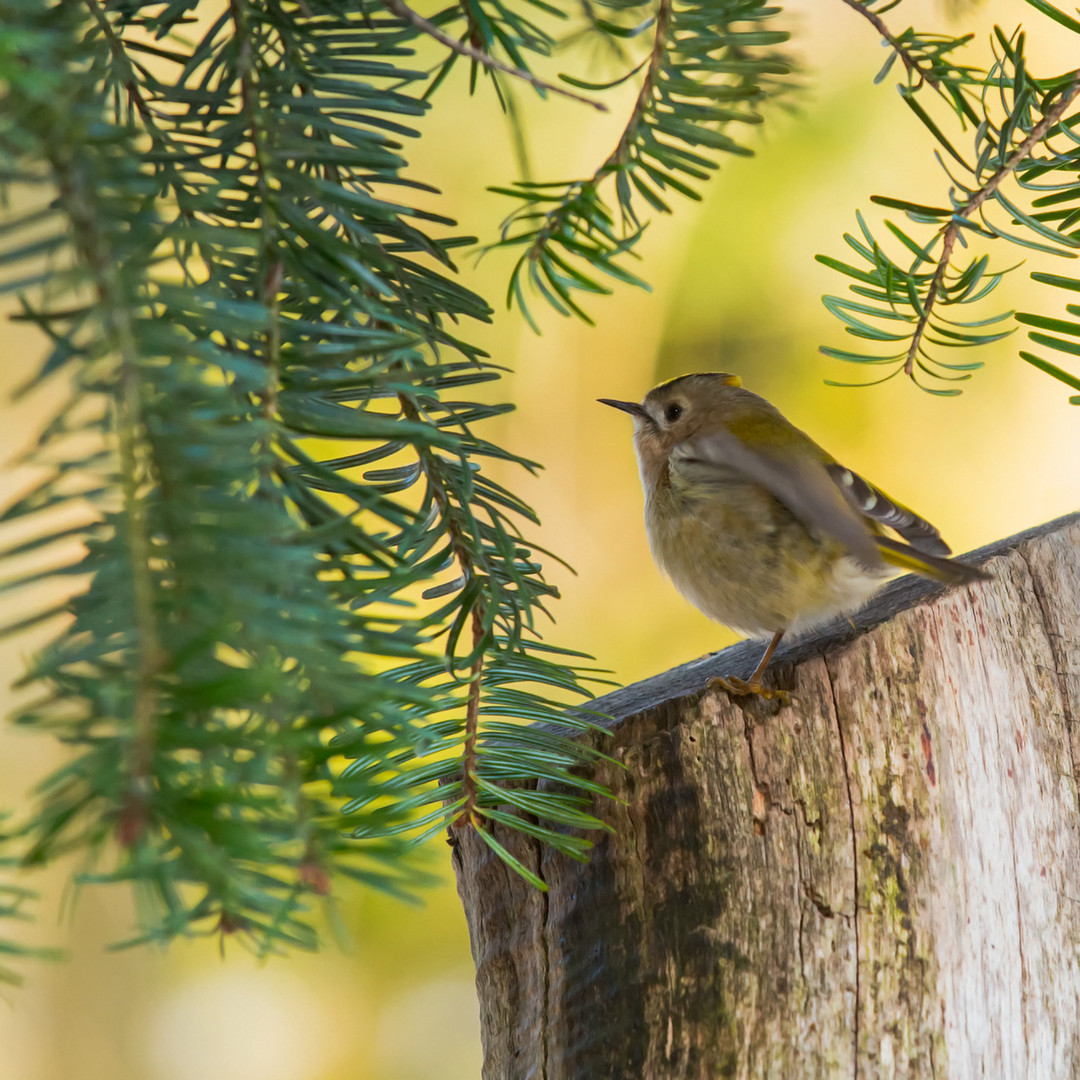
[0,0,611,970]
[820,1,1080,398]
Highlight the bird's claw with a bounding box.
[706,675,790,704]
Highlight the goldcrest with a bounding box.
[601,372,988,698]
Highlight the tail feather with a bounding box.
[875,535,991,586]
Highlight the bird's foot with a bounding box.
[706,674,790,704]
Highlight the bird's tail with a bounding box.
[875,535,991,586]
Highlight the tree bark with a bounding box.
[452,513,1080,1080]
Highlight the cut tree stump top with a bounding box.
[454,512,1080,1080]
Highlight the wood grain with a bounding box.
[452,513,1080,1080]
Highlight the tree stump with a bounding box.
[452,513,1080,1080]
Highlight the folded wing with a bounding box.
[824,463,951,557]
[674,431,885,570]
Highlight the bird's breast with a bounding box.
[642,473,886,636]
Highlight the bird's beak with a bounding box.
[598,398,650,420]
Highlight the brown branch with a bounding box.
[50,150,163,843]
[460,608,485,827]
[600,0,675,174]
[904,76,1080,375]
[379,0,607,112]
[526,0,674,260]
[904,227,957,377]
[85,0,177,138]
[230,0,283,445]
[839,0,939,90]
[86,0,207,293]
[86,0,159,127]
[396,391,486,824]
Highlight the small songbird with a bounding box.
[600,372,989,699]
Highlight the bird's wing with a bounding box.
[674,430,884,570]
[824,463,951,557]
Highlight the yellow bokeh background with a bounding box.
[1,2,1077,1077]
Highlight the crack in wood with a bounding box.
[797,869,808,999]
[742,712,773,834]
[1008,830,1031,1053]
[1017,545,1080,795]
[534,826,551,1080]
[825,656,861,1080]
[803,882,838,920]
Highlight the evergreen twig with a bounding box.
[493,0,791,324]
[818,14,1080,394]
[380,0,607,110]
[839,0,940,89]
[904,75,1080,375]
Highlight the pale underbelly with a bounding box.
[648,499,889,637]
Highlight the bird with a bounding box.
[600,372,989,699]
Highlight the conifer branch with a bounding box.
[496,0,790,324]
[395,388,487,827]
[460,610,484,827]
[231,0,283,447]
[85,0,158,125]
[379,0,608,111]
[905,75,1080,375]
[50,150,162,844]
[601,0,675,174]
[0,0,631,946]
[525,0,674,262]
[839,0,939,89]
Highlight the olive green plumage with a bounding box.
[600,372,989,697]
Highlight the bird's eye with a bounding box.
[664,403,684,423]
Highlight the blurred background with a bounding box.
[1,1,1077,1077]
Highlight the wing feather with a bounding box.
[674,432,884,570]
[825,463,951,557]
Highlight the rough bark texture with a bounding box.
[452,513,1080,1080]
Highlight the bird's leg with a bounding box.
[708,631,788,702]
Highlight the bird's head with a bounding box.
[599,372,745,476]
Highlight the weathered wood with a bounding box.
[452,513,1080,1080]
